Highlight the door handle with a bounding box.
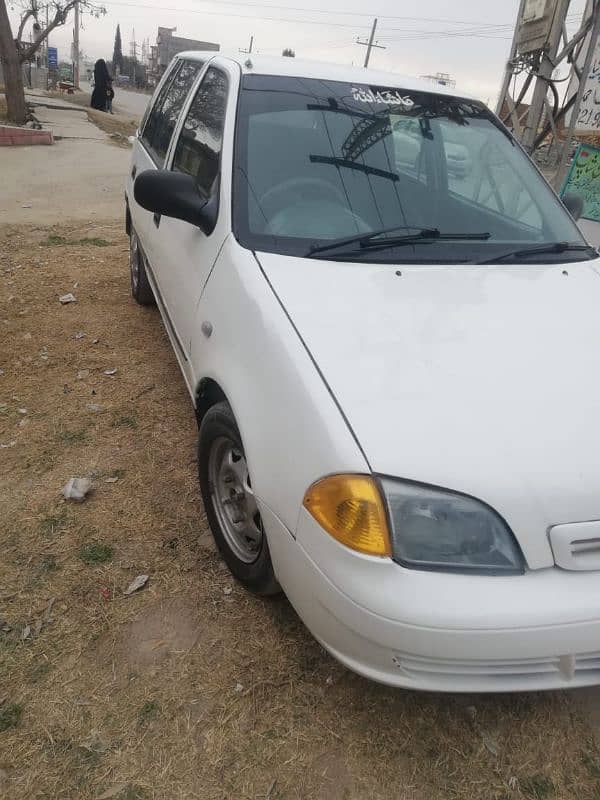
[131,164,137,179]
[153,213,161,228]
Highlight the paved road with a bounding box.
[81,80,151,120]
[114,86,152,119]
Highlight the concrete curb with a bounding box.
[0,125,54,146]
[27,100,88,113]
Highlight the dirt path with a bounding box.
[2,222,600,799]
[0,141,130,225]
[0,91,132,226]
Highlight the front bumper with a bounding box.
[264,506,600,692]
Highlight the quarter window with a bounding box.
[141,59,204,167]
[172,67,229,198]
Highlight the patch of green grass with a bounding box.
[112,413,137,429]
[28,660,52,683]
[45,736,101,774]
[41,235,110,248]
[39,507,69,536]
[56,428,87,445]
[78,542,114,565]
[0,703,23,732]
[0,632,18,654]
[80,237,110,247]
[38,553,59,573]
[582,751,600,780]
[138,700,160,725]
[118,785,147,800]
[521,774,555,799]
[41,234,68,245]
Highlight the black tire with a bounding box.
[129,227,155,306]
[198,402,281,596]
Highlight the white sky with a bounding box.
[9,0,589,103]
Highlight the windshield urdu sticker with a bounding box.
[351,87,415,107]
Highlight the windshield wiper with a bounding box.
[474,242,597,265]
[307,226,491,257]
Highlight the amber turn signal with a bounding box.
[303,474,392,557]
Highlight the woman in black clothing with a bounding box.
[90,59,111,111]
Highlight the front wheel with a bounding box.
[198,402,280,596]
[129,227,155,306]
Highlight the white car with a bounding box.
[126,52,600,693]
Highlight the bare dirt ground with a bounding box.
[3,97,600,799]
[2,224,600,800]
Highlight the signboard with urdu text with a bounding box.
[48,46,58,69]
[560,142,600,222]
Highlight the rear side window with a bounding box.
[172,67,228,198]
[141,59,203,167]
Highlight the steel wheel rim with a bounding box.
[130,233,140,292]
[208,436,262,564]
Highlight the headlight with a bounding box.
[380,478,524,574]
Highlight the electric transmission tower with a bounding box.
[497,0,600,188]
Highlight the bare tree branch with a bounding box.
[17,8,36,44]
[17,0,105,63]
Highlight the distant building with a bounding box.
[148,27,219,81]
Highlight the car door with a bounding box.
[128,57,205,266]
[151,62,233,387]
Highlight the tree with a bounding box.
[112,22,123,75]
[282,48,295,57]
[121,54,147,88]
[0,0,105,124]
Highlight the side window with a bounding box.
[141,59,204,167]
[172,67,229,198]
[140,64,177,148]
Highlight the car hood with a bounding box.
[257,252,600,569]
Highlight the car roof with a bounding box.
[174,51,473,100]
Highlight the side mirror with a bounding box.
[134,170,217,235]
[562,192,584,222]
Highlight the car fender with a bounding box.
[190,235,369,537]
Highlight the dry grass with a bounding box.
[86,109,138,144]
[2,223,600,799]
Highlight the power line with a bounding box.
[99,0,570,31]
[108,0,523,26]
[97,0,585,49]
[101,0,373,28]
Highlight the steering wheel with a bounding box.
[258,177,370,237]
[259,177,347,218]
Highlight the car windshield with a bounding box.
[233,75,593,264]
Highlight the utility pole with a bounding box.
[554,3,600,188]
[356,18,386,68]
[130,28,138,86]
[496,0,599,186]
[73,1,80,88]
[240,35,253,54]
[45,4,49,90]
[520,0,570,152]
[495,0,527,115]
